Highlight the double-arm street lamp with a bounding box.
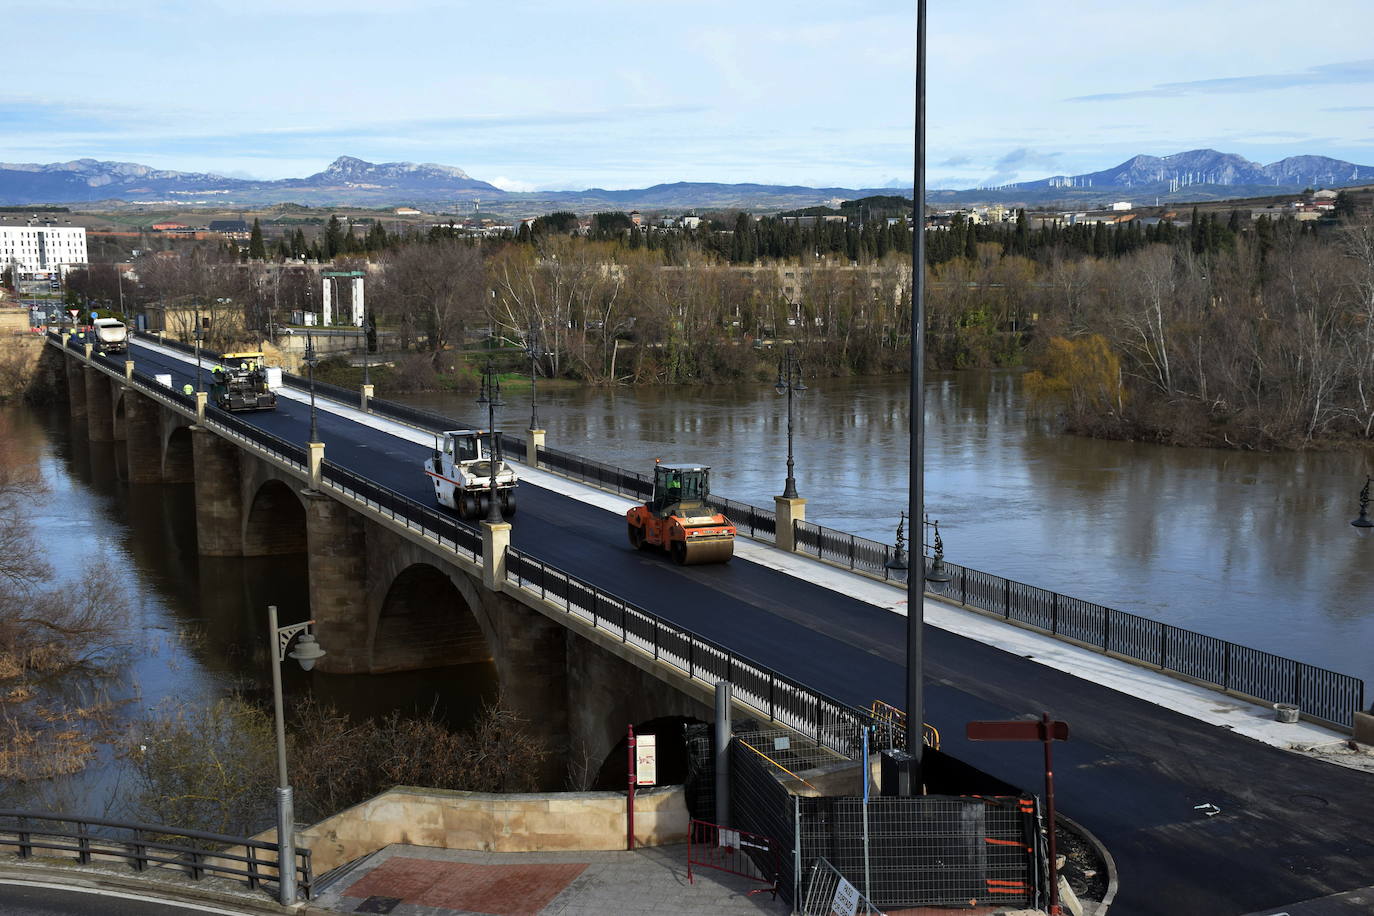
[476,359,505,524]
[526,323,542,431]
[774,348,807,499]
[266,605,325,905]
[304,329,320,444]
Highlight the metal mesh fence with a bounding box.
[730,738,799,905]
[800,857,886,916]
[798,794,1039,910]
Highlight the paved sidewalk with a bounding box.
[309,843,789,916]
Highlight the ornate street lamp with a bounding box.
[526,322,542,431]
[476,359,505,523]
[1353,477,1372,535]
[886,511,910,577]
[266,605,326,905]
[304,329,319,444]
[774,347,807,499]
[925,515,952,588]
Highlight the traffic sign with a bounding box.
[68,310,78,319]
[90,310,98,319]
[966,719,1068,742]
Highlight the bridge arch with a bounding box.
[243,479,307,556]
[112,388,127,440]
[371,562,493,672]
[163,425,194,482]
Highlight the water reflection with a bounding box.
[6,405,497,817]
[406,370,1374,686]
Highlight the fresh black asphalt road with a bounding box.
[0,882,240,915]
[103,342,1374,915]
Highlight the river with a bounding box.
[4,368,1371,813]
[401,369,1374,688]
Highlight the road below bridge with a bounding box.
[94,339,1374,915]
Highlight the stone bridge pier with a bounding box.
[48,342,718,788]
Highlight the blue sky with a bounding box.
[5,0,1374,191]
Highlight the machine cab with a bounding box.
[433,430,488,474]
[650,463,710,517]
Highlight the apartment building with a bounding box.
[0,224,88,273]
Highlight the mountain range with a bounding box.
[0,150,1371,214]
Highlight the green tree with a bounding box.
[248,218,266,260]
[324,215,344,259]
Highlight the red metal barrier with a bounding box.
[686,819,779,898]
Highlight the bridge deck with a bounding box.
[90,338,1374,915]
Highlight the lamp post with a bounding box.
[526,322,541,431]
[193,302,204,392]
[476,359,505,523]
[905,0,930,784]
[774,348,806,499]
[359,315,370,387]
[266,604,325,906]
[304,329,319,444]
[1353,477,1372,535]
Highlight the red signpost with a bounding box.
[626,724,636,851]
[966,713,1070,915]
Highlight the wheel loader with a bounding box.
[626,463,735,565]
[425,430,517,520]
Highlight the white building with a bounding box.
[1110,201,1133,211]
[0,225,88,273]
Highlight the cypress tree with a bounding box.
[248,218,266,260]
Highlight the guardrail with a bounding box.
[536,445,653,500]
[320,460,482,562]
[0,810,313,900]
[936,559,1364,729]
[504,547,874,756]
[101,333,1368,729]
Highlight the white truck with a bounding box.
[92,318,128,354]
[424,430,518,520]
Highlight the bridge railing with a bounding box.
[793,520,905,582]
[0,809,312,900]
[280,372,363,409]
[536,445,654,500]
[320,460,482,561]
[937,557,1364,729]
[109,333,1366,728]
[504,547,873,757]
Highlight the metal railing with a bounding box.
[205,406,308,469]
[686,819,779,898]
[793,519,905,578]
[504,547,874,757]
[536,445,653,500]
[281,373,363,409]
[320,460,482,561]
[937,560,1365,728]
[92,334,1369,729]
[0,810,313,900]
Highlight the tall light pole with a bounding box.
[476,359,505,523]
[266,604,325,906]
[905,0,930,785]
[774,348,807,499]
[193,301,204,392]
[304,329,319,444]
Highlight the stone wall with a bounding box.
[0,332,44,401]
[296,785,689,874]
